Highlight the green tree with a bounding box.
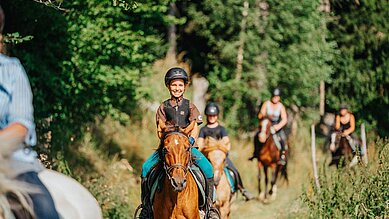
[181,0,336,131]
[326,0,389,136]
[2,0,170,160]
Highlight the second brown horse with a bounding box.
[254,117,288,200]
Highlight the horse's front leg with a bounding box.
[269,165,279,195]
[263,166,268,199]
[257,161,262,199]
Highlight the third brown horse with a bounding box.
[254,117,288,200]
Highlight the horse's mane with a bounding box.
[0,144,37,218]
[157,129,195,163]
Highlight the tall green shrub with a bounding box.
[302,139,389,218]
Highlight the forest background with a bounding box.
[1,0,388,218]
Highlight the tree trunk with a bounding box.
[191,75,209,115]
[235,1,249,80]
[167,2,178,57]
[320,80,325,116]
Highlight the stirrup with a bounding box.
[134,204,152,219]
[207,207,221,219]
[133,204,142,219]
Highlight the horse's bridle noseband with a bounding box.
[161,132,193,184]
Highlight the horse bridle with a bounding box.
[161,132,193,184]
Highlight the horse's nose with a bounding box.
[172,177,187,192]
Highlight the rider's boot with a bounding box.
[240,188,255,201]
[235,174,254,201]
[248,142,260,161]
[206,178,220,219]
[279,151,287,166]
[138,178,152,219]
[278,141,287,166]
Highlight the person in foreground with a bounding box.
[197,102,255,201]
[0,5,60,218]
[138,67,218,218]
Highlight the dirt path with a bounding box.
[227,134,316,219]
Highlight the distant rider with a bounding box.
[249,88,288,165]
[329,104,361,155]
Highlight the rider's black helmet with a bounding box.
[272,88,281,97]
[339,103,349,110]
[205,102,220,116]
[164,67,189,87]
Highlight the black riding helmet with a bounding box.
[164,67,189,87]
[205,102,220,116]
[272,88,281,97]
[339,103,349,110]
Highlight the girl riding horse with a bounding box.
[138,67,219,218]
[254,116,288,200]
[329,104,360,167]
[197,102,254,218]
[250,88,288,165]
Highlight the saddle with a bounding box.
[224,167,236,193]
[147,163,207,209]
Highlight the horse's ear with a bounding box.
[157,119,167,139]
[182,121,196,136]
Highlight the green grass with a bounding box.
[55,104,387,219]
[301,138,389,219]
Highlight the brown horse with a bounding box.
[153,120,200,219]
[254,117,288,201]
[201,137,232,219]
[330,132,357,168]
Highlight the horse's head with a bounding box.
[158,120,196,192]
[203,137,228,186]
[258,117,272,143]
[208,150,226,186]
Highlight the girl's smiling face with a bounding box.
[206,115,218,124]
[168,79,186,98]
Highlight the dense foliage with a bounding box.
[326,0,388,136]
[3,0,170,158]
[181,0,336,130]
